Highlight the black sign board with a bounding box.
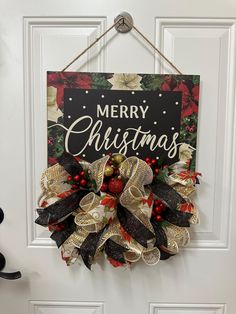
[47,72,200,168]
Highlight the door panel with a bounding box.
[156,18,235,248]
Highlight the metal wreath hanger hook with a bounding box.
[114,12,133,33]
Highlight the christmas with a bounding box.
[64,115,179,158]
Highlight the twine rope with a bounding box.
[62,17,182,74]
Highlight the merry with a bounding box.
[97,104,149,119]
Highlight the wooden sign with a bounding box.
[47,72,200,168]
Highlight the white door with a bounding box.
[0,1,236,314]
